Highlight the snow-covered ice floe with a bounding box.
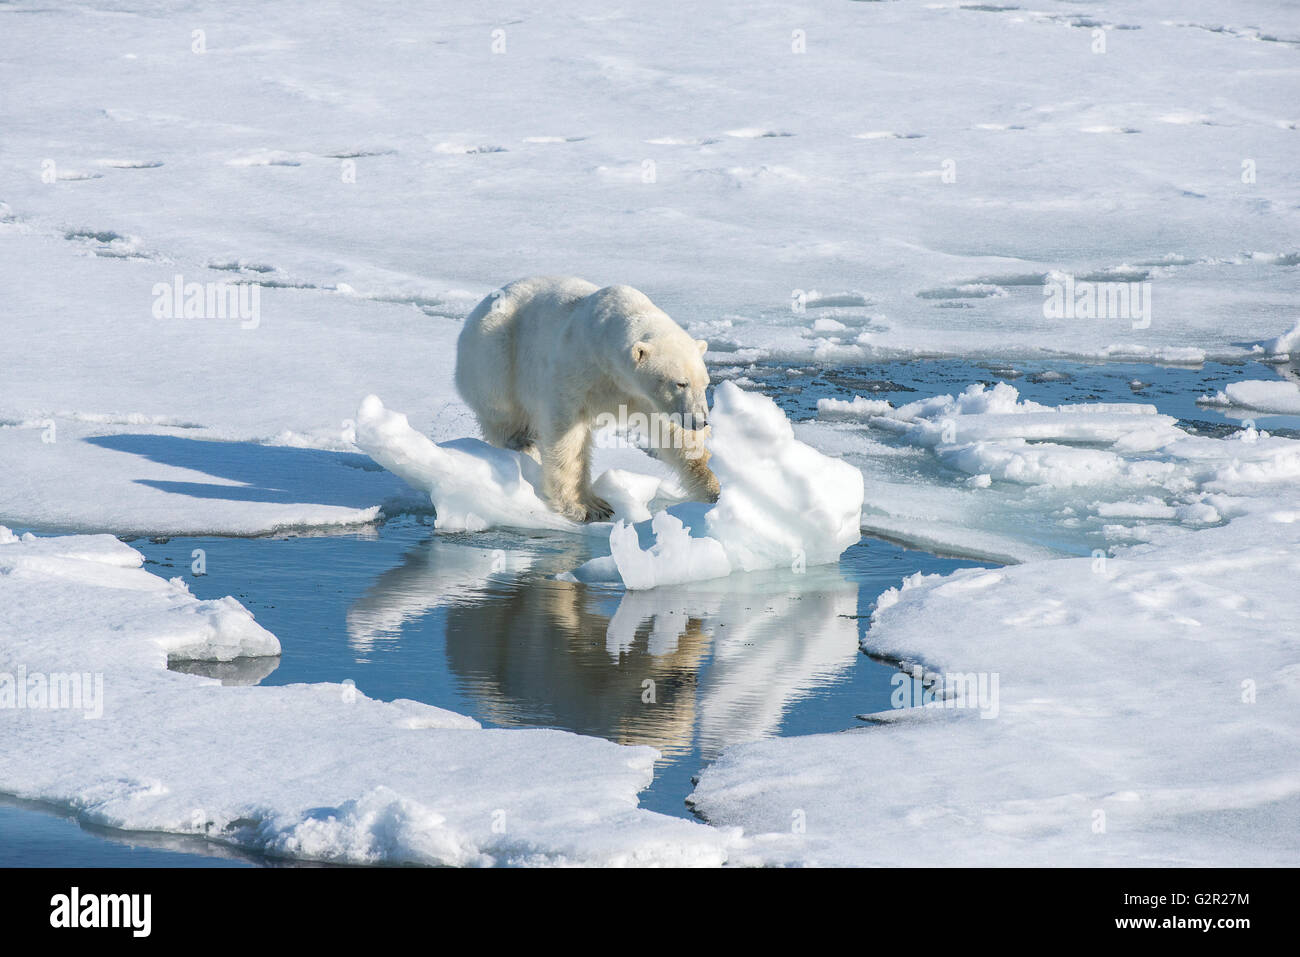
[0,527,737,865]
[688,490,1300,866]
[4,1,1299,375]
[1198,378,1300,417]
[0,236,451,538]
[355,382,864,589]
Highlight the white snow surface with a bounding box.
[1198,378,1300,416]
[689,503,1300,866]
[0,527,736,866]
[1,0,1297,385]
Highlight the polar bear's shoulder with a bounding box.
[580,283,671,332]
[585,283,652,310]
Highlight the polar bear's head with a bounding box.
[629,333,711,431]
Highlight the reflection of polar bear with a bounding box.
[455,276,720,522]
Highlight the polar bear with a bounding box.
[455,276,720,522]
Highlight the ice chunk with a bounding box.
[355,394,577,532]
[816,396,895,420]
[609,511,731,589]
[812,379,1300,561]
[596,383,864,588]
[1266,319,1300,357]
[704,382,864,571]
[354,395,685,533]
[1198,379,1300,416]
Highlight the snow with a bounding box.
[0,527,736,865]
[1,0,1297,386]
[0,417,404,536]
[3,0,1298,535]
[1198,379,1300,416]
[0,234,449,536]
[1267,320,1300,358]
[354,395,581,533]
[689,502,1300,866]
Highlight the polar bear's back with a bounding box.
[455,276,600,419]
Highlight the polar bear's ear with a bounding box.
[632,342,652,364]
[695,339,708,355]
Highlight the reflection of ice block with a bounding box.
[346,541,534,651]
[603,564,860,755]
[696,570,859,753]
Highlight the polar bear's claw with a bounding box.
[583,496,614,523]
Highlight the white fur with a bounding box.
[455,276,719,522]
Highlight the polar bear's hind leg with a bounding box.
[476,409,540,463]
[506,428,540,463]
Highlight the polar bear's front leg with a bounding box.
[541,422,613,523]
[659,421,721,503]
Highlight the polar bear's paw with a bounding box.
[681,463,720,504]
[554,493,614,523]
[580,494,615,523]
[695,471,721,504]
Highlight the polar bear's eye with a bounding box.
[675,381,689,389]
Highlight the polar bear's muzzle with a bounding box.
[681,409,709,431]
[676,391,709,431]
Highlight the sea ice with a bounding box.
[1198,379,1300,416]
[690,504,1300,866]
